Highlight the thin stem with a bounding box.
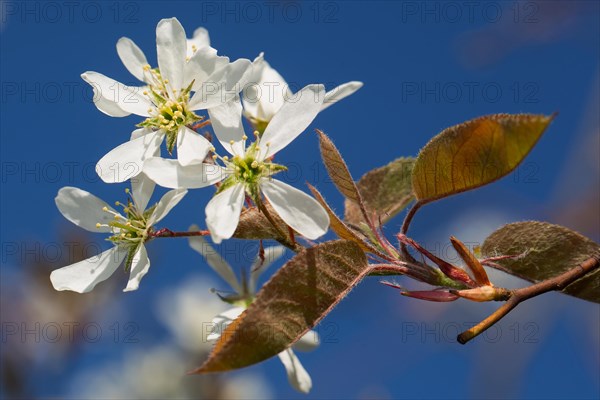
[375,215,402,260]
[369,263,411,276]
[399,201,423,262]
[151,228,210,238]
[191,119,212,130]
[400,201,422,235]
[254,196,301,252]
[457,255,600,344]
[254,196,287,239]
[350,190,396,261]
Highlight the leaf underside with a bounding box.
[345,157,416,225]
[318,129,362,203]
[193,240,368,373]
[482,221,600,303]
[232,205,287,241]
[309,184,381,255]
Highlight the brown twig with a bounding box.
[457,255,600,344]
[151,228,210,238]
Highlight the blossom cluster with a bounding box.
[50,17,362,393]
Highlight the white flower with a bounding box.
[189,237,318,394]
[243,53,363,131]
[69,343,274,399]
[81,18,252,183]
[50,175,187,293]
[144,84,330,244]
[186,27,210,58]
[156,276,229,354]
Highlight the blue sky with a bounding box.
[1,1,599,399]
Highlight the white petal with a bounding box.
[176,126,212,166]
[50,247,127,293]
[207,306,245,342]
[96,130,163,183]
[90,85,131,117]
[130,127,155,141]
[321,81,363,111]
[259,84,325,160]
[116,37,148,82]
[143,157,228,189]
[277,349,312,394]
[188,233,242,293]
[148,188,188,225]
[55,187,117,233]
[130,172,155,211]
[260,179,329,240]
[249,245,286,293]
[243,57,290,122]
[124,244,150,292]
[240,53,265,120]
[185,46,229,91]
[81,71,152,116]
[207,96,245,156]
[205,183,245,244]
[187,27,210,57]
[129,129,160,204]
[156,18,186,95]
[293,330,320,352]
[188,58,252,110]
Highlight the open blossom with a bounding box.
[144,84,330,244]
[50,176,186,293]
[243,53,363,132]
[188,237,318,394]
[81,17,252,183]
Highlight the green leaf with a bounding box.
[482,221,600,303]
[345,157,415,225]
[412,113,554,203]
[192,240,368,373]
[317,129,361,203]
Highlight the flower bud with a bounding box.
[381,281,459,302]
[451,286,510,302]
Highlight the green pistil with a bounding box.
[137,72,201,153]
[248,117,269,136]
[98,201,151,247]
[216,152,287,195]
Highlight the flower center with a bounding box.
[138,65,202,153]
[96,191,153,247]
[232,153,266,185]
[213,134,287,195]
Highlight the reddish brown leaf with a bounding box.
[450,236,490,286]
[192,240,368,373]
